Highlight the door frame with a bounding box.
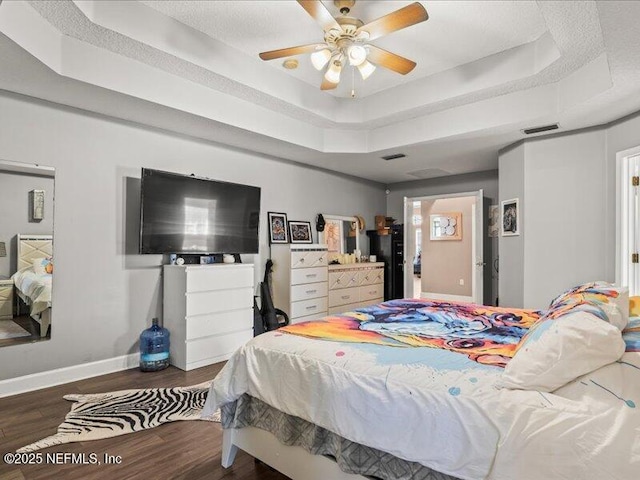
[403,190,484,303]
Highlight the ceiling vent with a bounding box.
[406,168,451,179]
[522,123,559,135]
[381,153,406,161]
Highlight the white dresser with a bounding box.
[163,263,254,371]
[272,244,329,324]
[328,263,385,315]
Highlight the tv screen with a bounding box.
[139,168,261,254]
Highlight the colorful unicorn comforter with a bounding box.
[204,300,640,480]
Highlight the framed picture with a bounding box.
[430,212,462,241]
[501,198,519,236]
[288,221,313,244]
[268,212,289,244]
[324,218,344,253]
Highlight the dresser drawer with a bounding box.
[0,284,13,319]
[359,284,384,302]
[291,297,328,319]
[185,329,253,365]
[290,282,328,302]
[186,266,253,293]
[328,270,360,290]
[328,301,362,315]
[291,250,328,269]
[185,308,252,340]
[329,286,360,308]
[359,268,384,286]
[186,287,252,316]
[291,267,328,286]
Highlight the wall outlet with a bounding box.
[459,279,464,286]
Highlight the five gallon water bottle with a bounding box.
[139,317,170,372]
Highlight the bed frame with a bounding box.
[222,427,368,480]
[16,234,53,337]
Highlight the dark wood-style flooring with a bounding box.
[0,363,289,480]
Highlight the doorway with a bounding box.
[404,190,484,303]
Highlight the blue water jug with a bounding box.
[139,318,170,372]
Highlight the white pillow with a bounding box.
[499,311,626,392]
[32,257,53,275]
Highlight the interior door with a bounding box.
[472,189,484,304]
[403,197,417,299]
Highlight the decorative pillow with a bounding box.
[499,311,626,392]
[548,281,629,331]
[33,257,53,275]
[630,296,640,317]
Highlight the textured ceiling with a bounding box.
[0,1,639,184]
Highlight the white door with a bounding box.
[472,189,484,304]
[403,197,417,298]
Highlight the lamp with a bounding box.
[310,49,332,70]
[324,59,343,84]
[0,242,6,258]
[347,45,367,66]
[357,60,376,80]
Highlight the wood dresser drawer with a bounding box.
[359,284,384,302]
[291,250,328,269]
[291,282,328,302]
[291,297,328,319]
[291,267,328,286]
[329,286,360,307]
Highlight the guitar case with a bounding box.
[253,259,289,335]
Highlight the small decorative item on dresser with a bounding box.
[268,212,289,244]
[288,221,313,243]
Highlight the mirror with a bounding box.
[0,159,55,347]
[318,214,361,263]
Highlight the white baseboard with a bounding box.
[420,292,474,302]
[0,353,139,398]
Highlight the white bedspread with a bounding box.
[203,330,640,480]
[11,267,52,316]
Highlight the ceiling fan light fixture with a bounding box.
[348,44,367,66]
[357,60,376,80]
[310,49,332,71]
[324,60,342,84]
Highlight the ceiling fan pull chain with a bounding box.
[351,67,356,98]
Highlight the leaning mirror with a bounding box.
[318,214,360,263]
[0,159,55,347]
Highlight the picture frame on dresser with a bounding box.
[268,212,289,244]
[288,221,313,244]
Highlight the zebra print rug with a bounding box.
[17,382,219,453]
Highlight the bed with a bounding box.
[11,234,53,337]
[203,285,640,480]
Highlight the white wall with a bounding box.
[0,92,386,381]
[498,111,640,309]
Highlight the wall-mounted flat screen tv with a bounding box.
[139,168,261,254]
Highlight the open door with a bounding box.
[404,190,485,304]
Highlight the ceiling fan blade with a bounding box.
[367,45,417,75]
[297,0,341,32]
[259,43,326,61]
[357,2,428,41]
[321,78,339,90]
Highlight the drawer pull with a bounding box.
[305,289,317,294]
[341,295,350,300]
[306,305,317,310]
[319,257,324,262]
[336,279,341,283]
[299,258,305,263]
[364,276,370,281]
[369,291,376,295]
[306,274,317,278]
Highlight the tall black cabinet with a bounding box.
[367,227,404,300]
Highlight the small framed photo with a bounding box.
[501,198,519,236]
[268,212,289,244]
[288,221,313,244]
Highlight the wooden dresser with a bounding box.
[163,263,254,370]
[272,244,329,324]
[327,263,385,314]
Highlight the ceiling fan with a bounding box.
[259,0,429,91]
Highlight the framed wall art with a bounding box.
[501,198,519,236]
[430,212,462,241]
[268,212,289,244]
[288,221,313,244]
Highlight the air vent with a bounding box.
[406,168,451,180]
[381,153,406,161]
[522,123,559,135]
